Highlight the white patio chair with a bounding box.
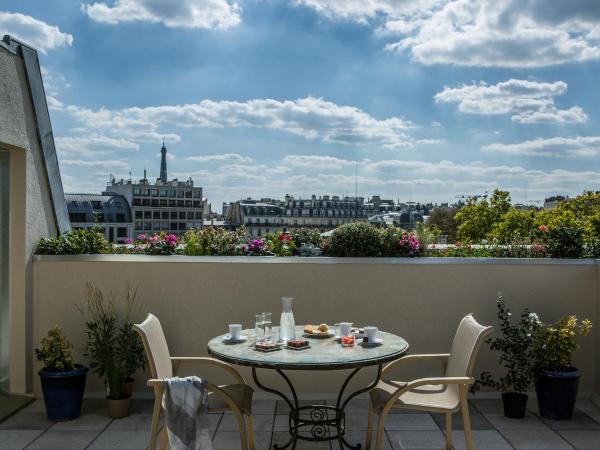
[366,314,493,450]
[133,314,255,450]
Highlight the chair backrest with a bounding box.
[133,313,173,379]
[445,314,493,378]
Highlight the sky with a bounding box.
[1,0,600,210]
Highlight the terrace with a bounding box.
[1,33,600,450]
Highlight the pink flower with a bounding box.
[137,234,147,241]
[124,238,133,244]
[165,234,177,246]
[148,235,159,242]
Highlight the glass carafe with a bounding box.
[279,297,296,342]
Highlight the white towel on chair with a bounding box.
[162,376,213,450]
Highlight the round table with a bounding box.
[208,326,409,450]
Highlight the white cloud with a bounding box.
[185,153,252,163]
[60,159,130,169]
[385,0,600,67]
[482,136,600,157]
[281,155,355,170]
[82,0,241,30]
[435,79,588,124]
[61,96,415,149]
[0,12,73,53]
[55,134,140,156]
[293,0,440,23]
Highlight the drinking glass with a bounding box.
[262,312,272,342]
[255,313,265,342]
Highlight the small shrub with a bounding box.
[583,239,600,258]
[126,233,179,255]
[35,327,74,371]
[379,226,405,256]
[184,227,244,256]
[543,225,584,258]
[239,238,272,256]
[264,232,296,256]
[327,222,382,257]
[534,316,592,372]
[291,229,321,248]
[36,227,110,255]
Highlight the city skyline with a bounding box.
[1,1,600,208]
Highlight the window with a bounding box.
[168,200,176,207]
[162,211,169,219]
[185,190,192,198]
[176,190,184,198]
[160,199,167,207]
[133,198,141,206]
[195,212,202,220]
[159,189,167,197]
[170,222,178,230]
[185,201,192,207]
[170,211,177,219]
[144,222,152,230]
[151,189,158,196]
[144,211,151,219]
[179,212,186,219]
[142,199,150,206]
[153,222,160,230]
[108,227,114,243]
[193,201,200,208]
[178,222,186,230]
[117,227,127,238]
[143,189,150,196]
[168,189,176,197]
[177,200,184,207]
[69,213,87,222]
[135,221,143,230]
[187,212,194,219]
[151,199,159,207]
[135,211,143,219]
[193,191,201,198]
[153,211,161,219]
[133,187,141,195]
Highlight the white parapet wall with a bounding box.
[33,256,600,401]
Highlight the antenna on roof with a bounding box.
[355,160,358,198]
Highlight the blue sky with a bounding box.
[2,0,600,209]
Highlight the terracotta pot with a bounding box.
[122,377,135,397]
[107,396,132,419]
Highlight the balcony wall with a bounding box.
[33,256,600,402]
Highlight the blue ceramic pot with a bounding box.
[39,364,88,421]
[535,367,580,420]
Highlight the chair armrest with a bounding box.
[170,357,245,384]
[382,354,450,376]
[379,376,473,415]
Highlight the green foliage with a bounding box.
[489,208,537,244]
[327,222,383,257]
[35,327,74,371]
[415,222,440,253]
[427,207,458,242]
[473,294,541,394]
[183,226,245,256]
[36,227,110,255]
[290,229,321,247]
[583,239,600,258]
[542,225,584,258]
[379,226,405,257]
[78,283,145,399]
[264,232,297,256]
[534,316,592,373]
[455,190,511,242]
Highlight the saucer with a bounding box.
[360,338,383,347]
[222,334,248,344]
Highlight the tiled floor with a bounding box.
[0,397,599,449]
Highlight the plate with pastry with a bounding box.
[303,323,335,338]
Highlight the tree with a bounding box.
[455,190,511,242]
[490,208,538,244]
[427,207,458,242]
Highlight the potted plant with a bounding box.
[78,283,145,418]
[35,327,88,421]
[534,315,592,420]
[472,293,541,418]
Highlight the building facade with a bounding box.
[104,143,203,235]
[226,195,376,236]
[65,194,133,243]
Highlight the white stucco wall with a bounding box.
[33,256,599,404]
[0,45,59,392]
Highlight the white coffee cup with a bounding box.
[229,324,242,340]
[364,326,378,342]
[339,322,353,337]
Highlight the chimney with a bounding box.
[160,140,168,182]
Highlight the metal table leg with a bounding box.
[252,364,383,450]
